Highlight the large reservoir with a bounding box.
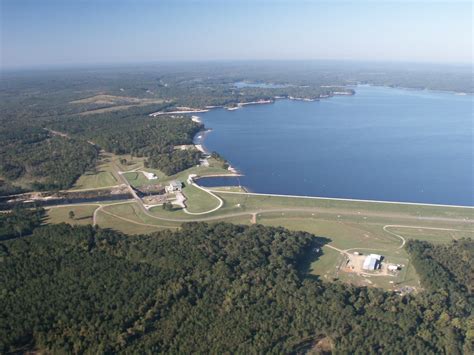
[196,86,473,206]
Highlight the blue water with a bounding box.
[196,86,473,206]
[234,81,290,89]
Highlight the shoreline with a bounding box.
[150,108,210,116]
[205,187,474,210]
[193,129,212,154]
[351,83,473,96]
[190,85,472,209]
[192,176,474,209]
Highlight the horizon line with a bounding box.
[1,58,472,73]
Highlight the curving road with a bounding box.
[183,178,224,215]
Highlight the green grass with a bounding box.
[73,171,118,190]
[208,186,247,192]
[101,203,180,228]
[210,215,252,225]
[122,171,154,187]
[212,192,474,221]
[121,160,233,188]
[182,184,221,213]
[96,209,169,235]
[386,226,468,244]
[309,246,341,281]
[252,209,472,290]
[46,205,98,225]
[114,154,146,171]
[72,152,146,190]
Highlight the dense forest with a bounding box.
[49,109,202,156]
[406,239,474,302]
[0,104,201,191]
[1,221,472,354]
[0,125,98,190]
[0,206,44,241]
[147,148,202,175]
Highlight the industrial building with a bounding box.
[165,180,183,193]
[362,254,383,271]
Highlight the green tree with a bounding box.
[162,202,173,211]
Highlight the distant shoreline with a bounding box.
[352,83,473,96]
[190,85,473,207]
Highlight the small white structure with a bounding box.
[187,174,197,184]
[362,254,383,271]
[143,172,158,180]
[165,180,182,193]
[388,264,400,271]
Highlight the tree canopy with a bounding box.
[1,222,472,353]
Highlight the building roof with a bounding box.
[363,255,381,270]
[169,180,182,188]
[369,254,382,260]
[143,172,158,180]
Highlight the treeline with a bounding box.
[48,108,204,176]
[1,222,472,353]
[0,104,202,192]
[0,206,44,241]
[406,239,474,298]
[49,108,201,156]
[147,148,201,175]
[0,126,98,190]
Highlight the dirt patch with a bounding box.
[71,94,143,105]
[342,253,400,278]
[308,336,333,354]
[70,94,167,115]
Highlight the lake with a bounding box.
[233,81,291,89]
[195,86,473,206]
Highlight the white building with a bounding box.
[165,180,182,193]
[143,172,158,180]
[187,174,197,184]
[362,254,383,271]
[388,265,400,271]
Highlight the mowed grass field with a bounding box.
[182,184,221,213]
[72,152,145,190]
[46,205,99,225]
[91,200,253,234]
[121,156,233,188]
[96,209,172,235]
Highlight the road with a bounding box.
[103,164,474,226]
[183,177,224,215]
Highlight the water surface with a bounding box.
[233,81,290,89]
[196,86,473,206]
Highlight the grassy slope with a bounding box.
[182,184,221,213]
[72,152,145,190]
[46,205,98,225]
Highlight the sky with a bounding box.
[1,0,472,69]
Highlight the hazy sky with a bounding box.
[1,0,472,69]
